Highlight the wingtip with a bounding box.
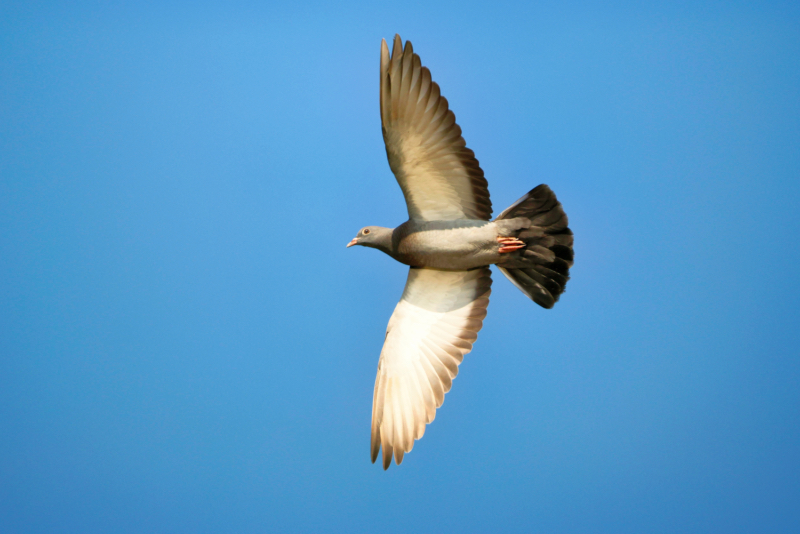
[370,432,380,464]
[380,39,389,66]
[382,443,393,470]
[392,34,402,58]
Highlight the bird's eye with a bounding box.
[363,228,370,235]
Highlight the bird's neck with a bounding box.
[363,227,395,257]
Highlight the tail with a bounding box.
[494,184,574,309]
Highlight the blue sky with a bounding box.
[1,1,799,532]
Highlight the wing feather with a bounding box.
[371,267,492,468]
[380,35,492,221]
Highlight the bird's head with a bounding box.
[347,226,393,252]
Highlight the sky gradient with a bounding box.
[1,1,799,532]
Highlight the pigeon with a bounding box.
[348,35,574,469]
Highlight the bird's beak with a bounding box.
[346,238,358,248]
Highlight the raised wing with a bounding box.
[371,267,492,469]
[380,35,492,221]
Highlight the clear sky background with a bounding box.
[2,1,799,532]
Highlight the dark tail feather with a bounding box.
[495,184,574,309]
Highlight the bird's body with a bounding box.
[359,219,531,270]
[348,35,574,469]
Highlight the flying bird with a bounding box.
[348,35,574,469]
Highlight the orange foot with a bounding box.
[497,236,525,253]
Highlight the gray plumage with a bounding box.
[348,35,574,469]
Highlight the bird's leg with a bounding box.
[497,236,526,253]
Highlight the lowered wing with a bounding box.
[371,267,492,469]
